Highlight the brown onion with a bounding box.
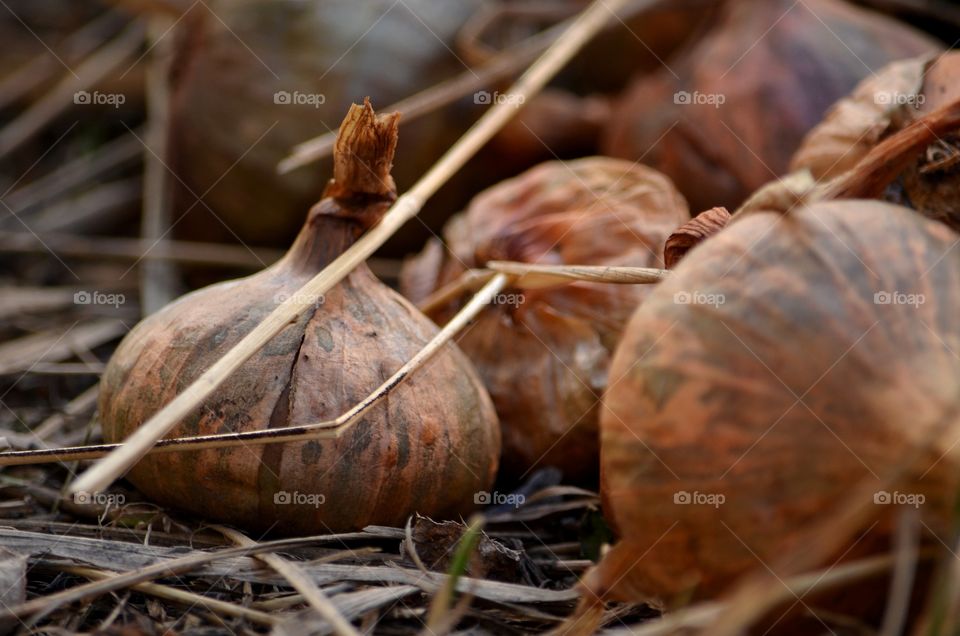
[583,198,960,609]
[401,158,689,483]
[600,0,939,212]
[791,52,960,231]
[100,101,500,534]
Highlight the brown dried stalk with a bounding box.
[214,526,358,636]
[63,565,279,626]
[67,0,634,498]
[487,261,669,288]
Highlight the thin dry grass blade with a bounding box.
[879,509,920,636]
[214,525,359,636]
[708,402,960,636]
[0,320,125,375]
[278,13,575,174]
[487,261,670,288]
[0,532,355,622]
[0,22,145,157]
[139,15,178,315]
[0,274,510,464]
[418,269,494,315]
[64,565,279,626]
[0,232,283,268]
[599,551,936,636]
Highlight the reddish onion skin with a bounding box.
[402,158,689,483]
[663,206,731,269]
[601,0,939,212]
[99,102,500,535]
[588,200,960,604]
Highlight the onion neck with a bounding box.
[281,98,400,274]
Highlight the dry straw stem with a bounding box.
[418,262,670,315]
[0,21,145,157]
[67,0,634,497]
[139,14,178,315]
[63,565,279,626]
[278,0,662,174]
[278,11,570,174]
[214,525,359,636]
[706,400,960,636]
[419,269,495,315]
[596,550,936,636]
[0,273,511,466]
[487,261,670,288]
[1,534,344,622]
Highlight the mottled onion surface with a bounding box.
[590,200,960,603]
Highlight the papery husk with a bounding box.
[586,199,960,613]
[401,158,689,484]
[663,206,731,268]
[100,101,501,534]
[601,0,940,212]
[791,51,960,231]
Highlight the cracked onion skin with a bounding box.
[99,102,500,535]
[588,199,960,605]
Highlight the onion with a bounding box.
[586,199,960,606]
[401,158,688,483]
[100,101,501,534]
[600,0,939,212]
